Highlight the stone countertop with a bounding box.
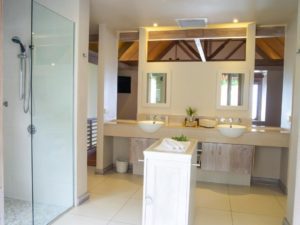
[104,120,290,148]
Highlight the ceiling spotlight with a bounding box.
[233,18,239,23]
[153,23,158,27]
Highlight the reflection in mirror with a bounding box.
[147,73,167,104]
[220,73,244,106]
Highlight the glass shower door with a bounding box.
[31,2,74,224]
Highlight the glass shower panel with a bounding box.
[31,2,74,224]
[3,0,32,224]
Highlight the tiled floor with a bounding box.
[5,197,66,225]
[53,167,287,225]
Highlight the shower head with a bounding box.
[11,36,26,53]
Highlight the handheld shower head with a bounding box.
[11,36,26,53]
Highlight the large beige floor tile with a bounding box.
[193,208,232,225]
[52,214,108,225]
[228,185,282,196]
[104,172,143,185]
[88,193,129,206]
[230,193,285,217]
[89,178,140,199]
[131,188,143,200]
[196,183,230,211]
[88,166,96,176]
[70,199,125,221]
[232,212,283,225]
[112,198,142,225]
[88,175,107,191]
[275,194,287,212]
[54,171,288,225]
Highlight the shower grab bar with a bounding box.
[23,48,31,114]
[18,53,26,100]
[18,52,30,113]
[12,36,31,114]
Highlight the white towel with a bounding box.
[155,138,190,153]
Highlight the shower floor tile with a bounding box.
[4,198,32,225]
[5,197,67,225]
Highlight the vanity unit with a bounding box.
[199,143,255,185]
[103,120,289,186]
[142,139,197,225]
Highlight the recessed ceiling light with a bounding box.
[233,18,239,23]
[51,63,55,66]
[153,23,158,27]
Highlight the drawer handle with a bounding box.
[138,159,144,162]
[192,164,201,167]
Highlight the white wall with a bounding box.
[97,24,118,172]
[87,63,98,119]
[137,24,256,119]
[113,137,130,163]
[117,65,138,120]
[281,19,297,129]
[252,147,282,180]
[286,2,300,223]
[74,0,89,204]
[101,25,118,122]
[281,148,289,189]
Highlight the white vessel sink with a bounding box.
[138,120,164,133]
[217,124,246,138]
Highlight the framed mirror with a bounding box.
[216,71,249,110]
[143,71,171,107]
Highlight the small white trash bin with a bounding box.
[116,159,128,173]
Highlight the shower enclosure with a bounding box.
[3,0,74,224]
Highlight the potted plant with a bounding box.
[186,106,197,122]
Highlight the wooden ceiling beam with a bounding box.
[207,39,231,60]
[225,40,246,59]
[180,40,201,60]
[148,28,247,40]
[148,41,173,60]
[118,42,134,58]
[203,40,209,56]
[177,41,199,60]
[264,38,284,58]
[255,59,284,67]
[256,26,285,38]
[256,45,271,60]
[147,26,285,41]
[119,41,139,61]
[119,32,139,42]
[256,39,281,59]
[154,41,177,60]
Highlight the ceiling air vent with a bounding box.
[175,18,208,28]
